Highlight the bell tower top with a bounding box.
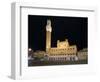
[46,19,52,32]
[47,19,51,25]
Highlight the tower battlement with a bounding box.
[46,19,52,32]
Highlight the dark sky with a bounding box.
[28,15,88,51]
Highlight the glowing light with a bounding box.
[29,48,32,51]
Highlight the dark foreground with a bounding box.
[28,60,88,66]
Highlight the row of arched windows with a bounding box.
[48,56,78,61]
[50,48,75,52]
[49,57,70,61]
[50,53,76,56]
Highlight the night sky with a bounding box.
[28,15,88,51]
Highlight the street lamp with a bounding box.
[28,48,32,51]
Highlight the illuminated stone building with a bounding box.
[45,19,78,61]
[77,48,88,60]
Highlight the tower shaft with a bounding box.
[46,31,51,52]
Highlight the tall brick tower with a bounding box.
[46,19,52,52]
